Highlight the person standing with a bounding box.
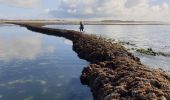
[79,21,84,32]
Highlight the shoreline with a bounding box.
[1,20,170,26]
[10,23,170,100]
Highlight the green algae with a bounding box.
[136,48,170,57]
[136,48,157,56]
[118,41,136,46]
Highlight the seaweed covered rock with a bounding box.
[73,34,140,63]
[81,59,170,100]
[72,34,170,100]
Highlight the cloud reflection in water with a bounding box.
[0,35,55,61]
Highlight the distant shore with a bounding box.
[1,20,170,26]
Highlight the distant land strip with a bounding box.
[1,20,170,26]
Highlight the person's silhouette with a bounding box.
[79,21,84,32]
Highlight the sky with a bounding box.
[0,0,170,21]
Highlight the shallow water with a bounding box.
[0,25,92,100]
[45,25,170,71]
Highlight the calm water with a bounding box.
[0,24,92,100]
[45,25,170,71]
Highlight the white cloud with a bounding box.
[0,0,41,8]
[46,0,170,21]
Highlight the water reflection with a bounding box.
[63,39,73,45]
[0,25,92,100]
[0,35,55,61]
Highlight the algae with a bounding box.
[136,48,157,56]
[136,48,170,57]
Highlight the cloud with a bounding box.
[0,0,41,8]
[45,0,170,21]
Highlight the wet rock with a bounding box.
[165,75,170,81]
[159,96,167,100]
